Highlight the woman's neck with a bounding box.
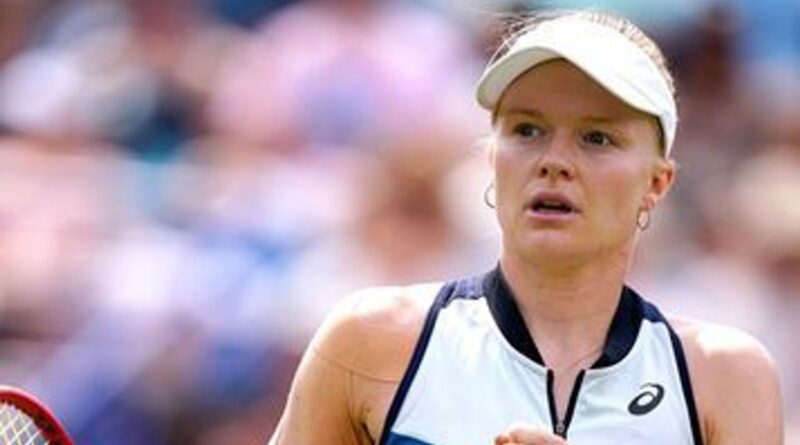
[499,247,631,370]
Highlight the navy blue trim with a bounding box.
[639,299,704,444]
[561,369,585,437]
[443,274,484,306]
[666,323,705,445]
[591,287,644,368]
[385,432,436,445]
[483,267,544,364]
[378,282,454,445]
[482,266,644,369]
[640,295,669,323]
[546,368,585,438]
[546,370,559,433]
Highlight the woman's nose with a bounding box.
[536,136,576,180]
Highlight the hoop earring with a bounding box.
[484,183,496,209]
[637,207,651,231]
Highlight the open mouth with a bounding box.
[531,200,574,214]
[528,194,580,215]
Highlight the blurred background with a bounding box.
[0,0,798,443]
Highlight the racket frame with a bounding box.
[0,385,74,445]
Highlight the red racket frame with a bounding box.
[0,385,74,445]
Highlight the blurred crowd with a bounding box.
[0,0,799,443]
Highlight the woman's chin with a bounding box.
[512,232,586,260]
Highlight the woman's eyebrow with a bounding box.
[581,116,625,125]
[499,109,628,126]
[498,107,545,118]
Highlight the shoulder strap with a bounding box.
[378,277,472,444]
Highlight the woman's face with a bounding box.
[492,60,675,264]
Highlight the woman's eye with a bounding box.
[513,123,543,139]
[583,130,614,146]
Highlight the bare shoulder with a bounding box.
[669,316,775,371]
[269,284,440,445]
[311,282,442,382]
[669,316,783,444]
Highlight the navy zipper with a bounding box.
[546,369,586,438]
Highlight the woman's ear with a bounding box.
[643,158,677,209]
[484,134,497,169]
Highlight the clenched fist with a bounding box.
[494,422,568,445]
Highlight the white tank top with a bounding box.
[379,268,703,445]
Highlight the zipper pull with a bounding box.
[555,420,566,437]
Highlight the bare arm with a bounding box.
[268,286,433,445]
[268,321,368,445]
[677,320,783,445]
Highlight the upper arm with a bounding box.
[269,344,365,445]
[268,294,368,445]
[678,320,783,445]
[269,285,435,445]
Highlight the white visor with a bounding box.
[476,16,677,155]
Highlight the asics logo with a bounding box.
[628,383,664,416]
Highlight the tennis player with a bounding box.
[268,10,782,445]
